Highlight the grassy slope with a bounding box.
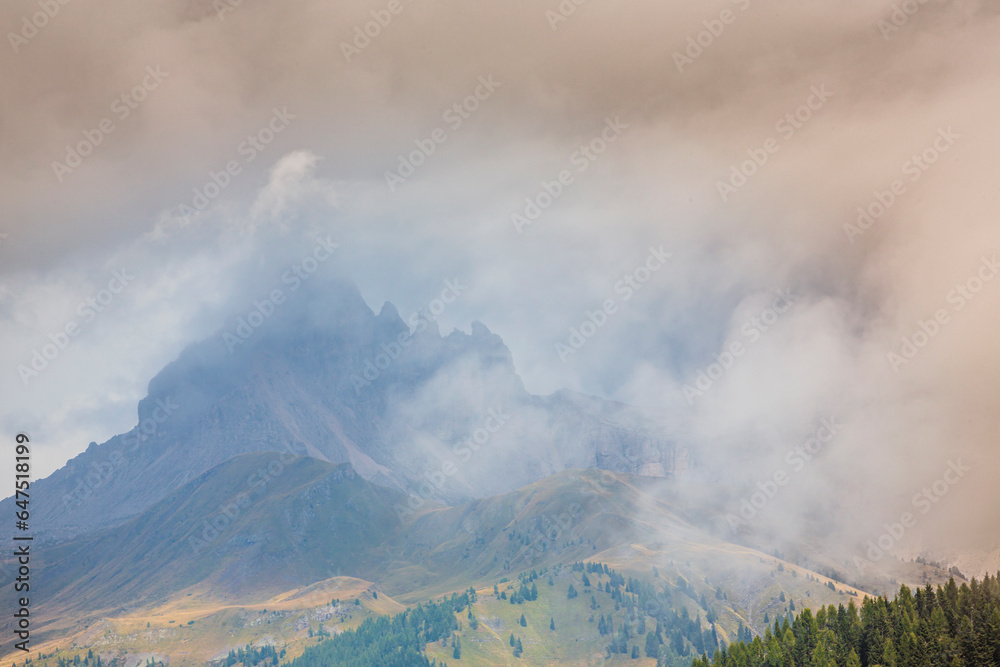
[5,577,402,667]
[422,560,859,667]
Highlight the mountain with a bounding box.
[6,279,684,542]
[0,460,892,664]
[2,279,970,666]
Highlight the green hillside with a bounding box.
[2,459,968,667]
[285,560,868,667]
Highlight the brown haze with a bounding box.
[1,0,998,571]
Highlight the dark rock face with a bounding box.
[8,279,683,542]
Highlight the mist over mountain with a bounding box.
[6,278,684,542]
[0,278,985,667]
[4,1,1000,665]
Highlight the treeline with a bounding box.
[17,649,109,667]
[286,589,475,667]
[222,644,282,667]
[693,574,1000,667]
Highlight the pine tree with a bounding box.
[549,617,555,631]
[452,636,461,660]
[519,613,527,627]
[645,631,659,657]
[883,636,898,667]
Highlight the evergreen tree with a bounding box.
[645,631,660,658]
[550,617,555,631]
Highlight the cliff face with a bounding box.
[10,279,684,542]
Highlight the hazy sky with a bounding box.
[2,0,998,563]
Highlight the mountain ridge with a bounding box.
[6,278,684,543]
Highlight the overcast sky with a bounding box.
[2,0,998,563]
